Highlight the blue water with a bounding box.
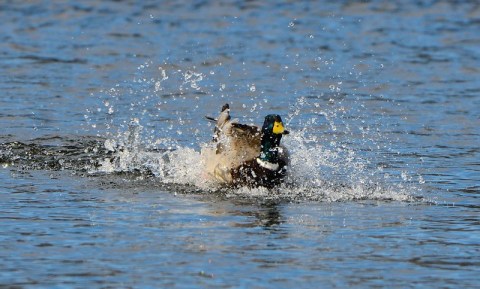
[1,1,479,288]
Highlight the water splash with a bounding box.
[79,60,424,202]
[88,115,418,202]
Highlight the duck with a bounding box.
[202,103,290,188]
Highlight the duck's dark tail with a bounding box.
[204,103,230,123]
[204,104,231,147]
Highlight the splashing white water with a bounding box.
[93,117,415,202]
[86,61,422,202]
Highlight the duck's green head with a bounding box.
[260,114,289,163]
[261,114,289,136]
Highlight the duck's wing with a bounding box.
[228,122,262,162]
[230,123,260,138]
[231,123,262,156]
[201,121,261,185]
[203,104,262,177]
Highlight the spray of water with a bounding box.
[85,61,421,202]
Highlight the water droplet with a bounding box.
[155,81,162,92]
[183,70,203,90]
[418,175,425,184]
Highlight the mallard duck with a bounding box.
[202,103,290,188]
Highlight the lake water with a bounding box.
[1,1,479,288]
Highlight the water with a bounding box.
[1,1,479,288]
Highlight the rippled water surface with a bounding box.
[1,1,479,288]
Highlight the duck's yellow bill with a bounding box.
[273,121,285,134]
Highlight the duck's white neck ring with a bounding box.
[256,158,279,171]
